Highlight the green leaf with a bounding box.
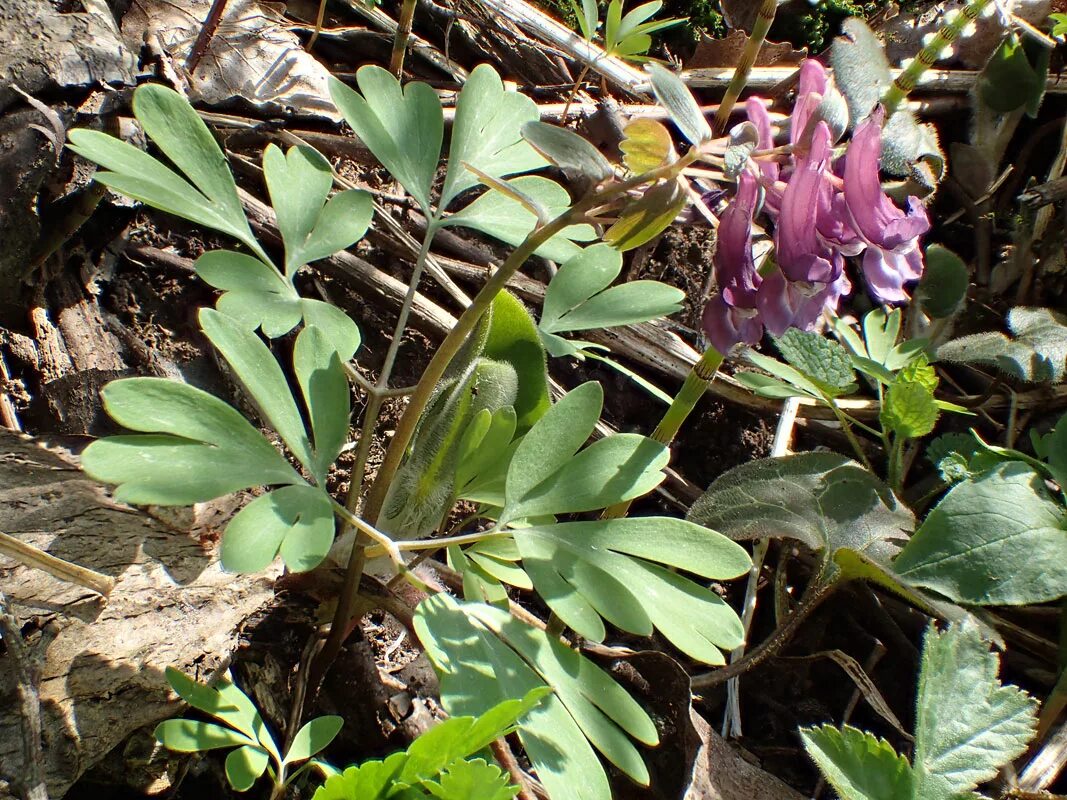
[911,621,1037,799]
[451,544,511,606]
[416,594,655,799]
[443,176,596,262]
[687,453,913,573]
[328,68,443,213]
[514,517,748,662]
[567,0,598,39]
[426,758,519,799]
[199,308,315,472]
[262,143,373,272]
[744,351,824,398]
[82,379,301,505]
[483,291,550,431]
[773,329,858,396]
[442,64,547,210]
[540,244,683,335]
[313,755,405,800]
[916,245,969,319]
[978,34,1049,117]
[936,306,1067,383]
[163,667,265,744]
[645,62,711,146]
[603,179,687,251]
[800,725,913,800]
[734,372,813,400]
[893,462,1067,605]
[619,118,676,174]
[521,121,613,182]
[504,381,602,505]
[293,326,351,483]
[225,745,270,791]
[284,716,344,765]
[155,720,253,752]
[67,84,263,260]
[1046,412,1067,492]
[863,308,902,366]
[196,251,361,359]
[454,408,518,504]
[881,381,938,439]
[221,484,336,573]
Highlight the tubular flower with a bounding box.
[843,106,931,303]
[702,171,764,354]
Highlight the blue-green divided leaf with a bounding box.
[200,308,315,472]
[734,372,813,400]
[515,517,749,663]
[645,62,711,146]
[450,544,510,606]
[505,381,603,507]
[66,85,264,260]
[225,745,270,791]
[893,462,1067,606]
[263,144,374,272]
[328,68,442,214]
[196,250,302,337]
[284,716,344,766]
[416,594,655,800]
[425,759,519,799]
[221,484,335,573]
[294,326,351,483]
[687,453,914,572]
[540,245,622,332]
[521,121,614,182]
[540,244,683,335]
[800,724,913,800]
[155,720,253,752]
[911,621,1038,799]
[484,292,550,432]
[82,379,301,505]
[263,143,332,271]
[132,85,248,231]
[442,64,547,209]
[196,251,361,360]
[443,176,596,263]
[503,434,668,522]
[67,128,260,257]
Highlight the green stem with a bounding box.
[826,396,875,472]
[711,0,778,136]
[364,156,695,524]
[881,0,993,116]
[601,346,724,519]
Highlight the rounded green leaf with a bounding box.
[916,245,969,319]
[226,744,270,791]
[221,485,335,573]
[284,716,344,765]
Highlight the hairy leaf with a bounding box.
[800,725,913,800]
[687,453,913,574]
[916,245,969,319]
[893,462,1067,605]
[911,621,1037,799]
[936,307,1067,383]
[881,381,938,439]
[773,329,858,396]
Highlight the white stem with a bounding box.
[721,396,801,739]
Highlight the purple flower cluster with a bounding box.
[703,60,931,355]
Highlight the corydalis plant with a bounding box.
[703,59,931,355]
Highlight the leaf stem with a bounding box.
[826,395,875,473]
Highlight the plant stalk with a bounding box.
[710,0,778,136]
[390,0,419,77]
[601,345,724,519]
[881,0,993,116]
